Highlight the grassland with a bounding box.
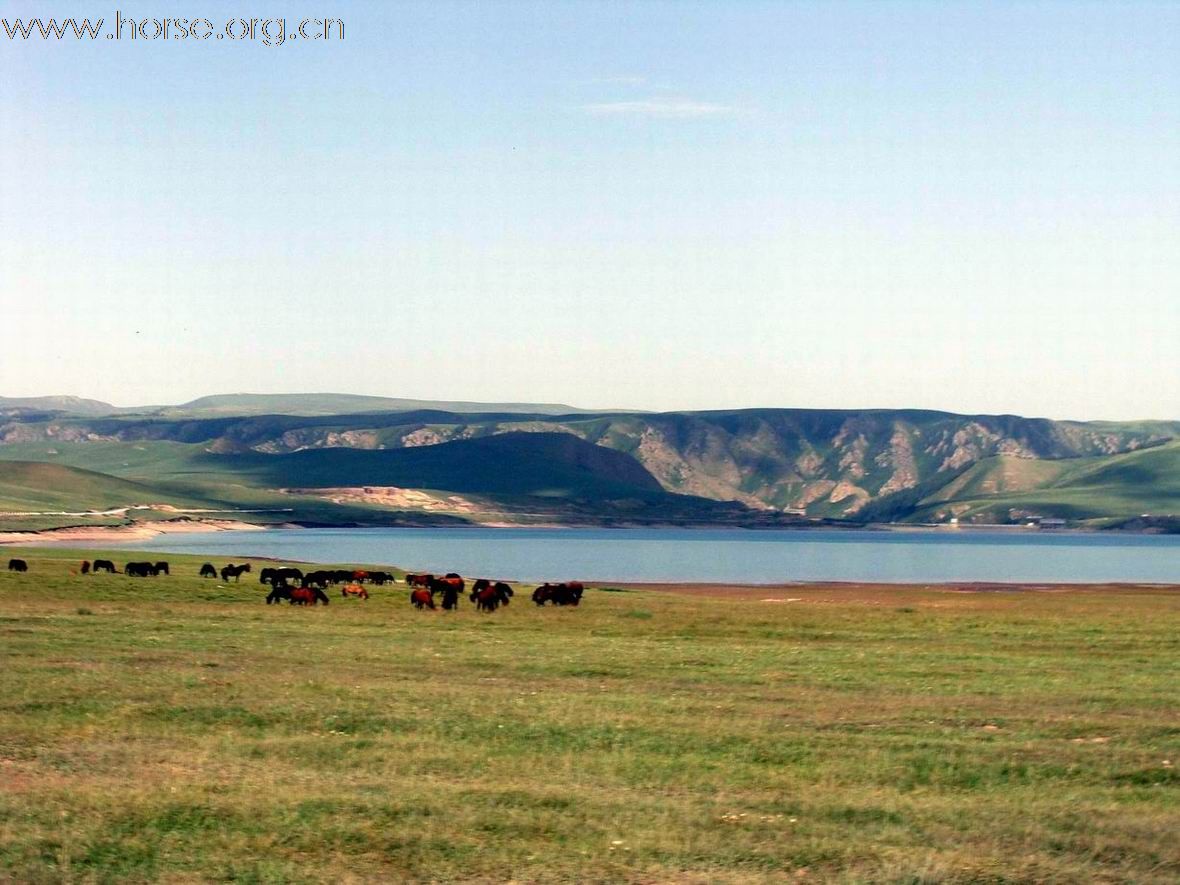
[1,551,1178,882]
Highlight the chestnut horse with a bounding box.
[410,588,435,610]
[341,583,369,600]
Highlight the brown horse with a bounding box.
[290,586,329,606]
[341,583,369,600]
[410,588,435,609]
[80,560,91,575]
[406,573,434,588]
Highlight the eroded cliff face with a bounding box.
[1,409,1173,516]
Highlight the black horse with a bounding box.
[92,559,117,574]
[7,559,28,572]
[125,561,159,578]
[199,563,217,579]
[532,582,584,606]
[266,582,293,605]
[154,561,170,576]
[259,566,302,586]
[302,570,331,589]
[493,581,514,605]
[221,563,252,582]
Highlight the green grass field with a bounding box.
[1,550,1178,882]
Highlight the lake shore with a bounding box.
[0,514,1169,548]
[0,517,274,546]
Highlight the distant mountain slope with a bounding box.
[1,404,1178,525]
[899,442,1180,524]
[0,396,119,417]
[162,393,593,417]
[0,434,760,528]
[0,461,210,512]
[0,392,603,418]
[205,432,668,499]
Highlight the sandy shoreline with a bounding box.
[0,518,274,546]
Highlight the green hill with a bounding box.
[223,432,668,499]
[894,443,1180,524]
[0,461,210,513]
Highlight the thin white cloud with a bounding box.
[581,98,744,119]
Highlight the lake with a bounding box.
[111,527,1180,584]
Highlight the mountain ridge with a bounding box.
[1,399,1178,527]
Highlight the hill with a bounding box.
[1,392,600,418]
[162,393,595,417]
[0,395,120,417]
[0,461,211,513]
[0,434,760,528]
[228,432,667,498]
[1,403,1179,527]
[894,442,1180,525]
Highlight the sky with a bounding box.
[1,0,1177,419]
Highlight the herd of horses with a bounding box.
[7,557,587,611]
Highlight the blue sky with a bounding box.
[1,1,1177,418]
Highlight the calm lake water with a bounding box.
[111,527,1180,584]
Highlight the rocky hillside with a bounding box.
[2,406,1176,520]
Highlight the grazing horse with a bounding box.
[221,563,252,582]
[405,573,434,589]
[199,563,217,579]
[368,571,393,585]
[467,578,507,607]
[431,577,459,610]
[341,583,369,600]
[80,560,91,575]
[92,559,117,574]
[565,581,585,605]
[493,581,515,606]
[289,586,329,606]
[471,579,512,612]
[154,561,170,576]
[426,574,461,609]
[303,571,330,589]
[532,582,584,606]
[410,588,435,610]
[259,566,301,586]
[125,561,158,578]
[472,586,497,612]
[266,583,293,605]
[7,559,28,572]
